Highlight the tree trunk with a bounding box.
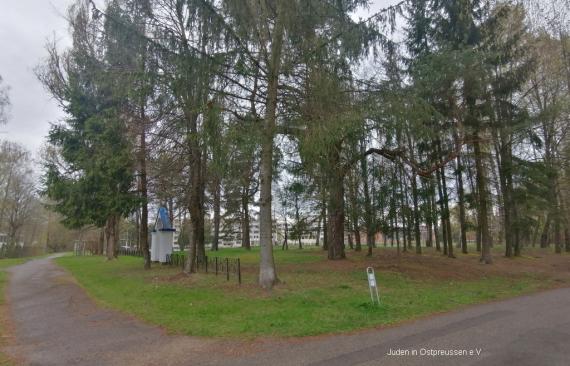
[105,215,119,261]
[540,213,551,248]
[347,172,362,252]
[353,224,361,251]
[431,182,441,251]
[513,199,521,256]
[426,193,433,248]
[135,209,140,251]
[401,204,408,252]
[258,5,285,289]
[328,184,346,260]
[436,164,448,255]
[212,177,221,251]
[197,190,206,260]
[315,215,321,247]
[185,107,205,272]
[360,142,374,256]
[399,167,408,253]
[185,113,205,274]
[327,151,346,260]
[456,155,468,254]
[559,31,570,92]
[476,224,482,252]
[241,189,251,250]
[294,194,303,249]
[192,198,205,261]
[495,126,516,258]
[411,173,421,254]
[403,133,421,254]
[466,157,482,252]
[553,179,564,254]
[139,123,150,269]
[282,218,289,250]
[438,143,454,259]
[322,202,328,251]
[501,143,518,257]
[394,216,400,249]
[531,217,540,248]
[99,228,105,256]
[184,224,197,273]
[555,217,562,254]
[474,134,492,264]
[404,179,414,250]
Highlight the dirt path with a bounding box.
[3,256,570,365]
[1,256,227,366]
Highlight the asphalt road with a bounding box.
[3,256,570,365]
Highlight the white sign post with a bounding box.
[367,267,380,305]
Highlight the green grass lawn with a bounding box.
[55,247,556,338]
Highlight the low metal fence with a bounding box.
[0,245,26,258]
[117,247,143,257]
[166,252,241,284]
[73,242,92,256]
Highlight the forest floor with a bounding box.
[53,246,570,338]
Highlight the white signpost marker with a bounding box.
[367,267,380,305]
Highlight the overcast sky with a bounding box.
[0,0,397,166]
[0,1,72,162]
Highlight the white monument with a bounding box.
[150,207,176,263]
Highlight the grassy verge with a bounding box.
[55,247,560,338]
[0,258,30,366]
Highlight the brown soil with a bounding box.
[286,247,570,282]
[147,247,570,295]
[1,274,23,366]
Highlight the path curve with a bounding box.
[2,256,221,366]
[3,256,570,365]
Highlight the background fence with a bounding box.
[75,245,144,257]
[73,241,92,256]
[0,245,34,259]
[114,248,241,284]
[117,247,143,257]
[166,252,241,284]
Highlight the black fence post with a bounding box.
[164,253,240,284]
[238,258,241,285]
[226,258,230,281]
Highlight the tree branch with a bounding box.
[345,138,466,179]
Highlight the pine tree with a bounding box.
[39,2,139,260]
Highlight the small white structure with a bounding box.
[0,233,24,249]
[150,207,176,263]
[0,233,8,248]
